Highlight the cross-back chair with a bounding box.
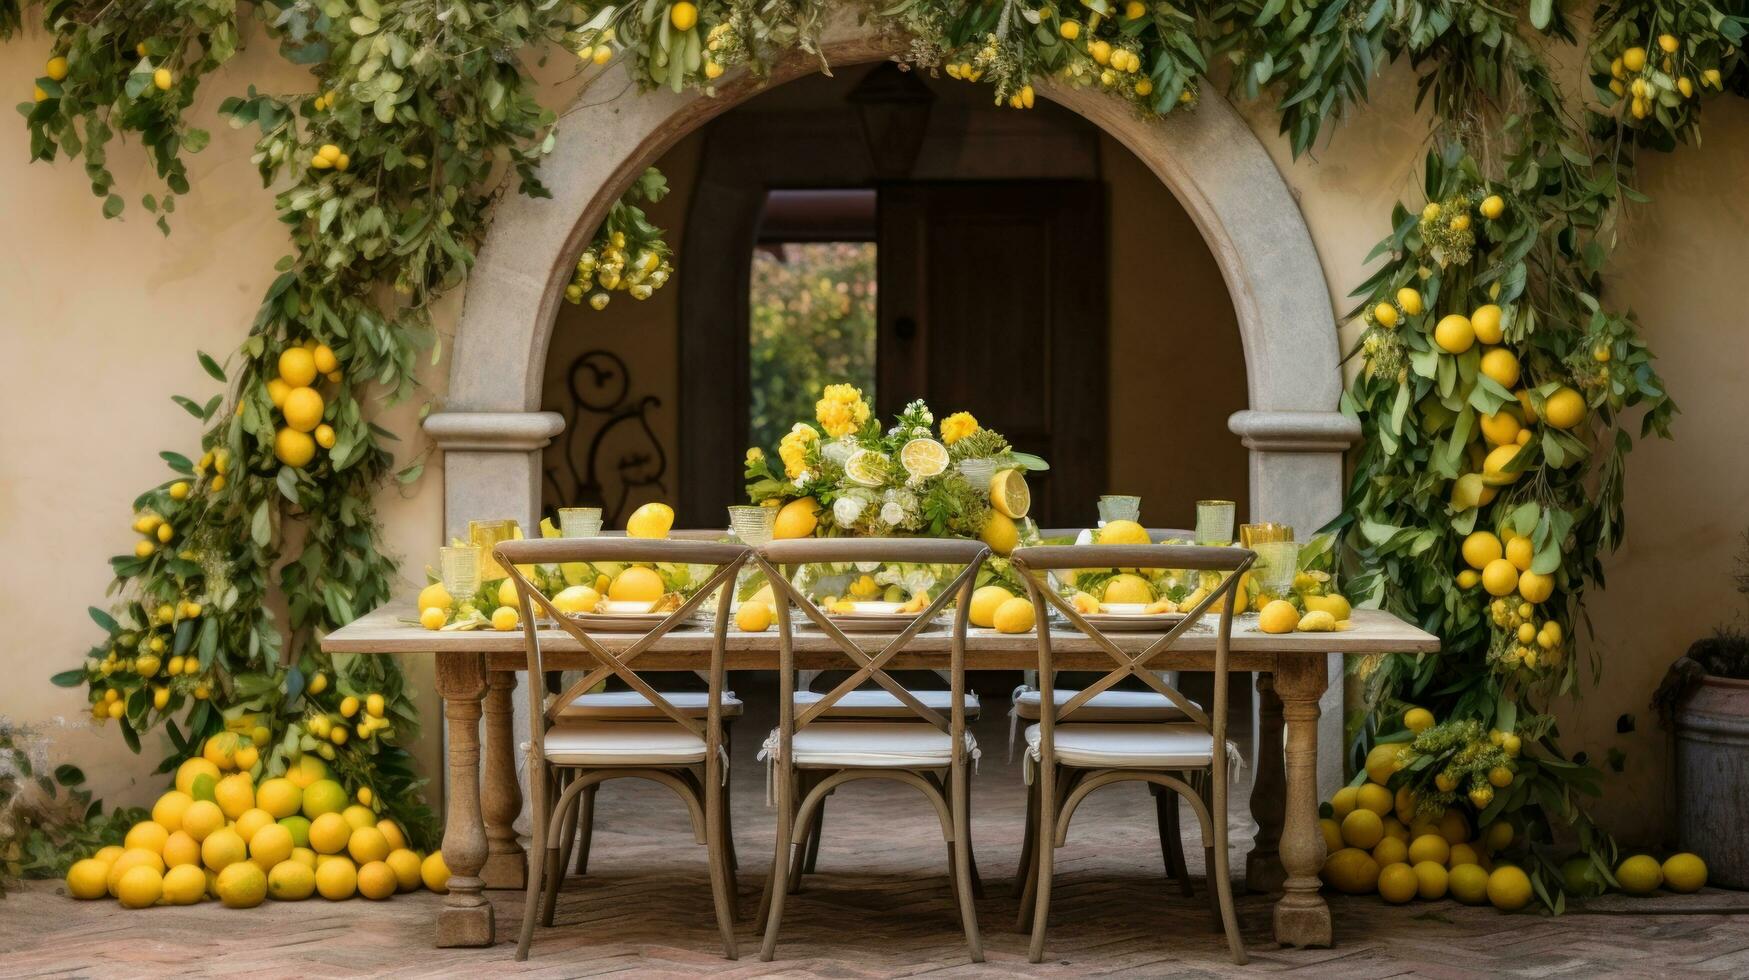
[1009,543,1254,965]
[497,536,748,961]
[752,536,989,963]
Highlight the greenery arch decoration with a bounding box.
[5,0,1737,900]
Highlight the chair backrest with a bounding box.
[754,537,989,756]
[496,537,750,767]
[1008,544,1254,761]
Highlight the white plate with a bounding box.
[1078,610,1188,632]
[568,608,694,632]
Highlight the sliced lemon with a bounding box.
[844,449,890,487]
[988,468,1031,518]
[899,438,949,479]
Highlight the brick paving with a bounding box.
[5,674,1747,978]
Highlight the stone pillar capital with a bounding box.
[1228,409,1359,453]
[424,411,566,452]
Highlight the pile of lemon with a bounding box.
[266,340,343,469]
[1456,529,1564,668]
[64,734,449,909]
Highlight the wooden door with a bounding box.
[877,181,1108,526]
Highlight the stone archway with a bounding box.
[425,23,1359,794]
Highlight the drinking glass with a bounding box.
[1240,522,1294,548]
[1195,500,1236,545]
[439,545,482,598]
[558,507,604,538]
[1097,495,1142,525]
[1254,540,1301,598]
[728,505,778,546]
[468,519,519,580]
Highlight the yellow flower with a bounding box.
[745,447,764,465]
[940,411,980,445]
[778,424,819,478]
[815,383,871,438]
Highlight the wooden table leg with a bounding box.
[434,651,494,948]
[1271,656,1331,948]
[481,669,527,889]
[1246,672,1287,894]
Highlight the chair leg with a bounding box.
[759,769,796,962]
[1016,776,1038,894]
[1212,821,1248,964]
[553,773,580,881]
[949,760,984,962]
[963,781,983,899]
[801,792,826,875]
[572,785,597,876]
[1026,766,1058,964]
[515,763,550,961]
[1153,782,1193,897]
[705,770,739,959]
[538,844,565,928]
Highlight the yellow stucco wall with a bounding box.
[3,34,1744,843]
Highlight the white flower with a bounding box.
[793,470,812,488]
[832,496,865,526]
[880,501,906,526]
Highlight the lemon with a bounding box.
[1471,304,1504,344]
[125,819,169,854]
[204,731,240,769]
[1329,786,1359,819]
[900,438,949,478]
[1378,862,1418,903]
[730,599,770,632]
[420,606,448,630]
[1437,809,1470,845]
[279,347,318,387]
[1408,834,1450,866]
[669,0,697,30]
[1355,783,1393,817]
[980,511,1019,556]
[1504,535,1533,571]
[253,777,301,820]
[200,827,246,872]
[1258,599,1298,634]
[288,755,329,789]
[67,858,112,899]
[992,596,1036,634]
[213,861,266,908]
[1486,865,1533,910]
[772,497,820,539]
[279,815,312,849]
[1449,863,1489,904]
[174,758,221,799]
[1518,570,1553,603]
[1373,837,1408,867]
[1450,842,1480,868]
[1059,19,1080,39]
[339,804,375,831]
[1479,195,1505,220]
[163,830,200,868]
[315,856,358,899]
[148,791,193,834]
[1482,559,1519,597]
[275,427,317,468]
[1479,347,1521,389]
[1622,45,1647,71]
[417,582,454,613]
[608,566,665,603]
[161,863,206,905]
[303,779,347,818]
[625,502,674,539]
[152,67,172,90]
[1095,520,1150,545]
[117,865,165,908]
[263,859,315,901]
[968,586,1013,628]
[491,606,519,630]
[1365,743,1403,785]
[1382,816,1410,842]
[45,55,70,80]
[988,469,1031,518]
[1340,809,1384,849]
[357,860,398,900]
[421,850,451,893]
[1319,818,1344,853]
[1479,410,1522,447]
[1560,854,1603,896]
[1395,287,1424,316]
[1297,610,1337,632]
[1616,854,1663,895]
[290,846,318,870]
[362,819,400,853]
[214,773,255,820]
[1102,573,1153,604]
[236,807,275,843]
[249,822,294,870]
[1394,785,1418,824]
[1661,853,1706,893]
[308,812,351,854]
[1320,848,1380,895]
[1543,387,1586,429]
[1412,860,1449,899]
[282,386,324,432]
[1373,302,1399,328]
[181,800,225,841]
[107,848,165,896]
[385,848,423,892]
[1403,707,1436,733]
[1481,444,1524,486]
[552,585,600,614]
[348,826,390,864]
[1433,314,1475,354]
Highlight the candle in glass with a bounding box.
[558,507,604,538]
[468,519,519,580]
[1195,500,1236,545]
[439,545,482,598]
[1097,495,1142,525]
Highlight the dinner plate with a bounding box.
[568,601,694,632]
[1077,605,1189,632]
[799,601,945,633]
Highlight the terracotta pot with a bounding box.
[1674,673,1749,888]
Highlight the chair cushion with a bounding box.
[1025,723,1213,769]
[761,723,977,769]
[794,689,980,719]
[560,690,743,720]
[1011,688,1194,722]
[541,722,708,766]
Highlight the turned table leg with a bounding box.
[435,651,494,948]
[481,669,527,889]
[1246,672,1287,894]
[1271,656,1332,948]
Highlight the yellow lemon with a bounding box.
[491,606,519,630]
[1302,594,1351,622]
[1258,599,1299,634]
[1095,519,1150,545]
[161,863,205,905]
[374,819,406,852]
[235,807,275,844]
[1320,818,1344,853]
[250,823,295,870]
[117,865,165,909]
[302,779,347,818]
[386,848,423,892]
[420,606,447,630]
[341,804,377,831]
[1662,853,1707,893]
[1433,314,1475,354]
[279,815,312,848]
[1413,860,1449,899]
[1518,569,1553,603]
[202,827,248,872]
[980,511,1019,556]
[1449,472,1493,512]
[125,819,169,854]
[1479,410,1522,447]
[233,743,260,772]
[417,582,454,613]
[309,812,351,855]
[1365,743,1403,785]
[181,800,225,841]
[216,861,267,908]
[968,586,1014,628]
[1330,786,1359,820]
[268,859,317,900]
[1622,45,1647,72]
[348,826,390,864]
[1486,865,1533,910]
[282,386,324,432]
[772,497,820,539]
[152,790,194,832]
[1543,387,1586,429]
[152,67,172,90]
[552,585,600,614]
[275,427,317,468]
[1320,848,1380,894]
[1373,302,1399,328]
[1450,842,1480,868]
[45,55,70,80]
[1341,809,1385,849]
[608,566,665,603]
[357,860,398,900]
[421,850,451,893]
[1482,559,1519,597]
[1408,834,1450,866]
[1615,854,1663,895]
[988,469,1031,519]
[1071,591,1100,615]
[214,773,255,820]
[734,600,773,632]
[107,848,165,896]
[1449,863,1490,904]
[1102,573,1153,604]
[1438,809,1470,845]
[625,502,674,538]
[175,757,222,796]
[163,830,200,868]
[1396,287,1424,316]
[1382,816,1410,843]
[1471,305,1504,344]
[1297,610,1337,632]
[66,858,112,899]
[1479,348,1521,389]
[1504,535,1533,571]
[1479,195,1505,220]
[1355,783,1393,818]
[278,347,318,387]
[1378,862,1418,903]
[992,597,1036,634]
[1403,707,1436,733]
[1482,444,1524,486]
[669,0,697,30]
[203,731,241,770]
[314,423,337,449]
[1463,532,1503,571]
[287,755,328,790]
[315,855,358,900]
[1373,837,1409,867]
[256,778,303,820]
[266,377,291,408]
[1394,785,1418,824]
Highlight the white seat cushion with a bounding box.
[762,723,977,769]
[1025,723,1213,769]
[1012,688,1194,722]
[560,690,743,720]
[541,722,707,766]
[794,689,980,719]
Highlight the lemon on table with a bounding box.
[268,860,317,900]
[201,828,247,872]
[734,600,772,633]
[992,597,1036,634]
[1319,818,1344,853]
[490,606,519,631]
[1257,599,1298,634]
[1102,573,1153,604]
[1449,863,1490,904]
[214,773,255,820]
[66,858,111,899]
[1449,842,1480,868]
[162,864,206,905]
[968,586,1013,628]
[420,606,448,630]
[625,502,674,539]
[979,511,1019,556]
[1095,520,1150,545]
[608,566,665,603]
[217,861,267,908]
[342,804,377,830]
[386,849,423,892]
[235,807,275,844]
[1354,783,1392,817]
[357,860,398,900]
[1302,594,1351,622]
[843,449,890,486]
[1297,610,1337,632]
[1661,853,1707,893]
[349,826,390,864]
[1378,862,1418,903]
[255,777,303,820]
[1486,865,1533,910]
[417,582,454,613]
[163,830,200,868]
[421,851,451,894]
[308,812,351,855]
[988,469,1031,518]
[772,497,820,539]
[552,585,600,614]
[1616,854,1663,895]
[107,848,165,896]
[250,823,295,870]
[117,865,165,909]
[316,856,359,900]
[899,438,949,478]
[1408,834,1450,866]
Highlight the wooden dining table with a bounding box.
[323,603,1438,950]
